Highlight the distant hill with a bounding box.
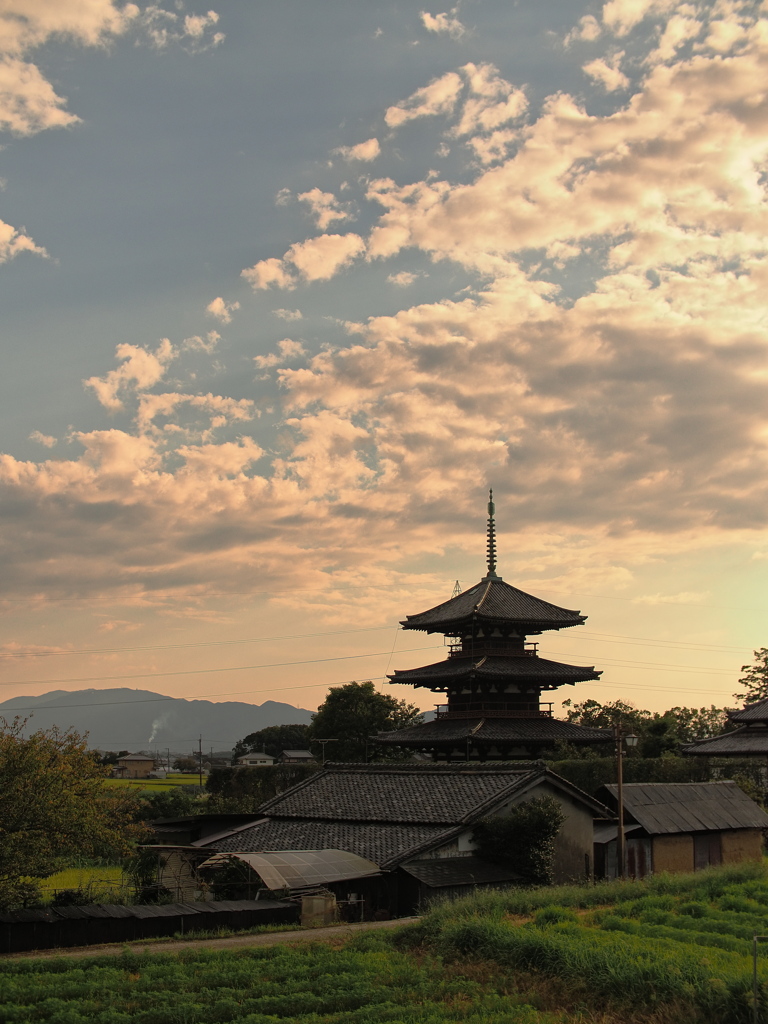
[0,688,314,753]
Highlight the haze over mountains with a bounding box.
[0,689,314,753]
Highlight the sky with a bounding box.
[1,0,767,740]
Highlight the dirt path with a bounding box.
[5,916,421,961]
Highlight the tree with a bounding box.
[173,756,198,772]
[735,649,768,705]
[309,680,422,762]
[0,718,145,910]
[472,797,565,885]
[561,699,732,757]
[232,723,311,762]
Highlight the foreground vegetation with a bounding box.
[0,942,560,1024]
[5,863,768,1022]
[400,860,768,1023]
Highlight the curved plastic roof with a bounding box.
[401,577,586,633]
[201,849,380,890]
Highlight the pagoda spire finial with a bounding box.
[485,488,499,579]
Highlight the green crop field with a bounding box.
[0,940,559,1024]
[6,863,768,1023]
[103,774,206,792]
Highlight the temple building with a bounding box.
[378,492,612,760]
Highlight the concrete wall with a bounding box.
[653,834,693,873]
[721,829,763,864]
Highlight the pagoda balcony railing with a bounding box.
[447,641,538,659]
[434,702,553,720]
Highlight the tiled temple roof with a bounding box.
[402,577,585,634]
[377,716,611,746]
[389,654,600,689]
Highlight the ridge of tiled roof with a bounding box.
[401,577,585,633]
[256,765,544,824]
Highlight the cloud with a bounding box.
[0,216,46,262]
[206,297,240,323]
[387,271,420,286]
[601,0,680,38]
[334,138,381,162]
[28,431,57,448]
[273,308,303,321]
[420,9,467,39]
[583,53,630,90]
[297,188,353,229]
[385,70,464,127]
[241,256,297,291]
[565,15,602,44]
[83,339,176,413]
[246,234,366,290]
[2,4,768,615]
[254,338,306,370]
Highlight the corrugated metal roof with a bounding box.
[599,782,768,834]
[401,578,586,633]
[200,850,380,890]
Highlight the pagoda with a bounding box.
[378,492,612,760]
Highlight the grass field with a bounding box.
[6,863,768,1022]
[37,867,126,904]
[103,774,206,792]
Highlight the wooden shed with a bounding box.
[594,781,768,879]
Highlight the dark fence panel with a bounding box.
[0,899,299,955]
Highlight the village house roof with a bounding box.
[195,818,459,870]
[401,577,586,635]
[118,753,155,761]
[598,782,768,835]
[194,763,609,871]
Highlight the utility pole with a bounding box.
[198,734,203,788]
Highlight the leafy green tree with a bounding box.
[561,698,651,733]
[472,797,565,884]
[173,756,198,772]
[0,718,145,910]
[139,787,203,821]
[309,680,422,762]
[232,723,311,762]
[734,648,768,705]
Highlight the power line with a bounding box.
[0,624,397,660]
[0,644,443,689]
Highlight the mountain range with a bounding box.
[0,688,314,754]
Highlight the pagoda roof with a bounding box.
[681,723,768,757]
[378,716,611,747]
[401,576,586,634]
[729,699,768,723]
[389,654,600,690]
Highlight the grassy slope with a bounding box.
[5,863,768,1023]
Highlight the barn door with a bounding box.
[694,833,721,870]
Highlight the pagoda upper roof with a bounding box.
[389,654,600,689]
[401,576,586,634]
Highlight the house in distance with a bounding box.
[379,492,612,760]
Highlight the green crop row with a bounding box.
[0,941,561,1024]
